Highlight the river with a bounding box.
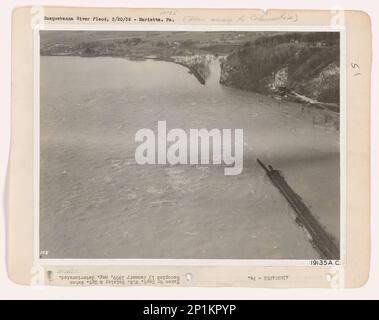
[40,56,340,259]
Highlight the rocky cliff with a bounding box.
[220,32,340,106]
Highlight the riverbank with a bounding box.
[220,32,340,110]
[41,31,341,112]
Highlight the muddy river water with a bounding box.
[40,56,340,259]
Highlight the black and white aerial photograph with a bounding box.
[39,30,341,260]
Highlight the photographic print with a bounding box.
[39,30,341,261]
